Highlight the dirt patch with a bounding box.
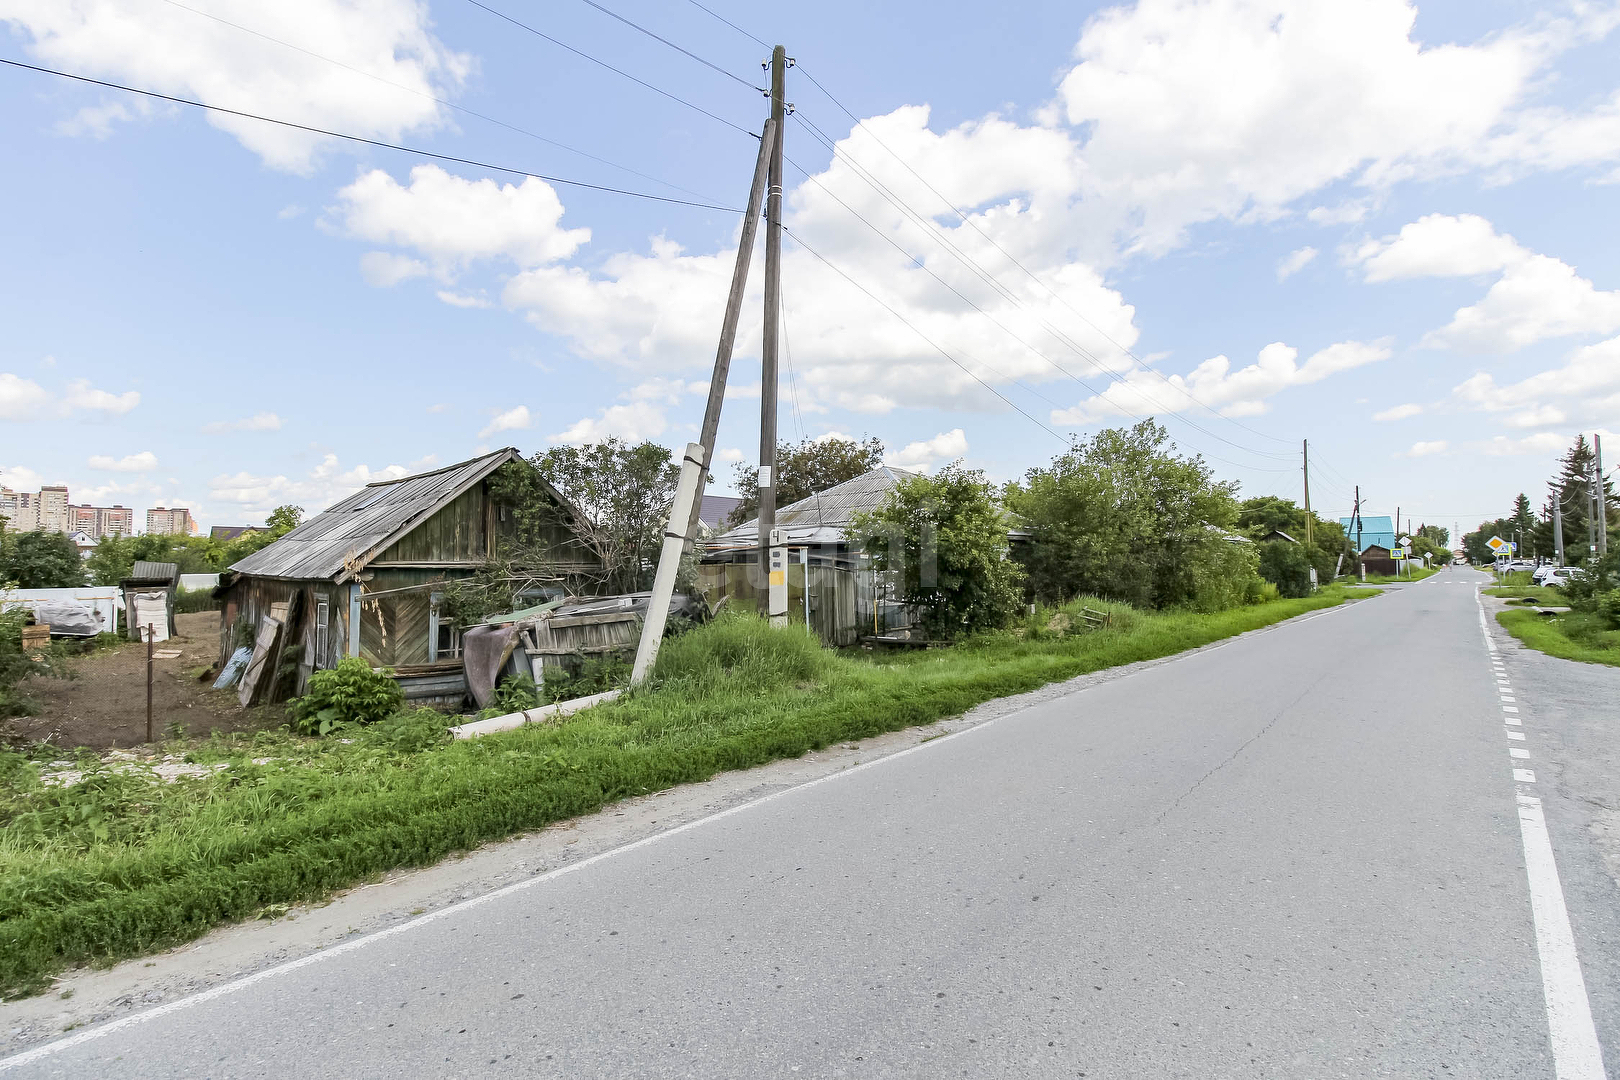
[3,612,285,750]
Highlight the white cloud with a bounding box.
[278,204,305,221]
[1402,440,1449,457]
[436,290,492,309]
[426,403,449,414]
[1053,0,1620,252]
[715,447,746,463]
[334,166,589,278]
[0,465,50,491]
[549,402,668,445]
[203,412,282,434]
[1053,339,1390,423]
[0,373,52,420]
[208,452,415,513]
[478,405,533,439]
[1350,213,1527,282]
[87,451,158,472]
[887,429,969,472]
[1423,254,1620,352]
[3,0,471,172]
[62,378,139,415]
[1452,334,1620,426]
[1479,433,1569,457]
[358,251,428,287]
[1276,246,1317,281]
[1372,403,1422,422]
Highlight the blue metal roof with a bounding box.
[1340,515,1396,551]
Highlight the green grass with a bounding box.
[0,586,1365,998]
[1348,566,1439,585]
[1497,609,1620,667]
[1484,585,1567,604]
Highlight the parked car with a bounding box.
[1502,560,1536,574]
[1532,564,1558,584]
[1544,566,1587,587]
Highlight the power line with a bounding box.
[681,0,768,49]
[784,226,1067,445]
[462,0,758,138]
[788,111,1298,467]
[572,0,762,90]
[790,73,1301,450]
[157,0,718,202]
[0,58,745,213]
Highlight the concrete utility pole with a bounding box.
[632,443,708,685]
[1354,485,1364,581]
[1302,439,1312,549]
[683,117,778,547]
[1597,433,1609,557]
[758,44,787,626]
[1554,500,1565,566]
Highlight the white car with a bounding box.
[1544,566,1587,587]
[1532,564,1558,584]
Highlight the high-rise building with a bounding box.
[145,507,195,536]
[70,504,135,539]
[1,488,42,532]
[38,486,70,533]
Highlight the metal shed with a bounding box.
[216,448,601,706]
[120,561,179,641]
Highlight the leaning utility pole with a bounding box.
[1553,500,1566,566]
[683,117,778,547]
[1353,485,1364,581]
[1597,433,1609,558]
[758,44,787,625]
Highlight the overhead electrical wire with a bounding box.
[571,0,763,90]
[462,0,758,138]
[787,113,1298,471]
[157,0,719,202]
[0,58,745,213]
[681,0,769,49]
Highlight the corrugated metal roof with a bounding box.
[229,449,524,582]
[126,561,179,583]
[707,467,919,551]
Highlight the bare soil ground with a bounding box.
[3,611,285,750]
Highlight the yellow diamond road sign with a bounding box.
[1487,535,1507,552]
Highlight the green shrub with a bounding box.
[541,656,630,703]
[287,658,404,735]
[479,674,542,719]
[1257,540,1313,598]
[363,708,453,753]
[652,611,832,691]
[173,588,220,614]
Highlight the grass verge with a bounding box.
[1349,566,1438,585]
[0,586,1364,999]
[1484,585,1567,604]
[1497,609,1620,667]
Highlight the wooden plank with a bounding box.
[548,612,641,629]
[238,616,283,707]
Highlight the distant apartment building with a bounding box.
[146,506,196,536]
[70,504,135,539]
[38,486,69,533]
[1,488,42,531]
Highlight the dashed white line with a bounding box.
[1477,590,1606,1080]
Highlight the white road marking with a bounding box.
[1501,696,1518,703]
[1503,705,1520,713]
[1511,748,1531,759]
[1508,731,1527,741]
[1507,718,1523,727]
[1477,591,1606,1080]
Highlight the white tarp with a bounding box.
[132,592,170,642]
[0,587,122,636]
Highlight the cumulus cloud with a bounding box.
[87,451,158,472]
[208,452,416,513]
[1401,440,1449,457]
[479,405,533,439]
[1276,246,1317,281]
[0,373,52,420]
[1372,403,1422,422]
[550,402,669,445]
[1423,254,1620,352]
[359,252,429,287]
[2,0,471,172]
[1350,213,1527,282]
[1053,339,1391,423]
[886,429,969,472]
[1479,432,1569,457]
[1451,334,1620,427]
[202,412,282,434]
[436,290,492,309]
[0,372,138,419]
[62,378,139,415]
[333,166,589,279]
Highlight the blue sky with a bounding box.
[2,0,1617,540]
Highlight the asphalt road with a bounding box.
[6,567,1613,1078]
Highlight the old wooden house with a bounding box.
[216,448,599,705]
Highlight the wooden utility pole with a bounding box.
[145,625,155,744]
[1301,439,1312,550]
[683,117,778,547]
[758,44,787,624]
[1353,486,1364,581]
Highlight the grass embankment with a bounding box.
[1497,609,1620,667]
[1350,566,1438,585]
[1485,585,1567,604]
[0,586,1365,999]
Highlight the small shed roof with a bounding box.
[707,467,920,551]
[698,494,742,530]
[124,561,179,585]
[229,448,559,583]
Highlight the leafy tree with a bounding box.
[1,531,85,588]
[519,439,680,593]
[1007,420,1256,609]
[848,463,1024,639]
[1236,495,1346,582]
[729,435,885,526]
[265,505,303,534]
[1256,540,1313,598]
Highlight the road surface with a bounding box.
[5,567,1616,1078]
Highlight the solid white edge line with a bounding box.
[1477,592,1607,1080]
[0,589,1373,1070]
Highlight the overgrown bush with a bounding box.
[541,656,630,703]
[652,611,831,692]
[173,588,220,614]
[479,674,543,719]
[1,607,60,719]
[287,658,404,735]
[1257,539,1314,598]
